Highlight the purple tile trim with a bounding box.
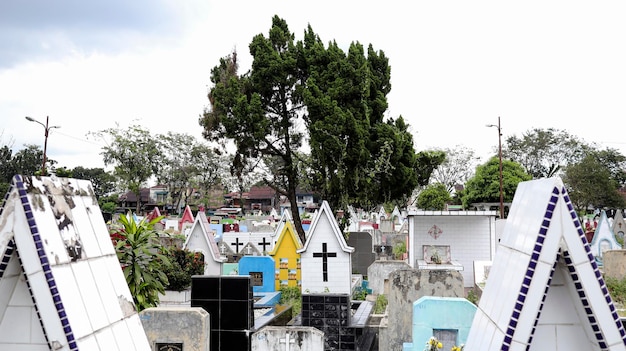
[0,240,15,278]
[561,186,626,347]
[13,175,80,351]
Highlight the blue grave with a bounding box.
[238,256,276,293]
[403,296,477,351]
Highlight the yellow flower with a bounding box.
[437,342,443,349]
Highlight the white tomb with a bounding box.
[297,201,354,294]
[465,177,626,351]
[590,210,622,266]
[0,175,150,350]
[183,211,226,275]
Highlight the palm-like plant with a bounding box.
[113,212,170,311]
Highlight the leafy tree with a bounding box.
[72,166,117,200]
[92,124,162,213]
[112,212,170,311]
[430,146,480,193]
[563,152,626,214]
[462,156,532,213]
[416,183,452,210]
[504,128,588,179]
[162,248,205,291]
[0,144,52,194]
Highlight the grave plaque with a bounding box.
[250,271,263,286]
[156,343,183,351]
[434,329,457,351]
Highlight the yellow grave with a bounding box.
[269,220,302,290]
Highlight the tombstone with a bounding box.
[140,307,210,351]
[402,297,476,351]
[603,250,626,281]
[612,210,626,243]
[147,206,165,231]
[590,210,622,266]
[298,201,354,294]
[217,240,239,263]
[183,212,226,275]
[465,177,626,350]
[0,175,151,350]
[251,326,324,351]
[269,217,302,291]
[241,241,262,256]
[366,260,411,295]
[191,275,255,351]
[346,231,376,275]
[252,232,274,255]
[238,256,276,293]
[179,205,195,234]
[379,269,464,351]
[374,244,393,260]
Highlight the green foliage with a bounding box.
[72,166,117,200]
[393,241,406,259]
[112,212,170,311]
[279,286,302,315]
[605,276,626,306]
[352,287,368,300]
[374,294,388,314]
[416,183,452,210]
[466,288,479,305]
[462,156,532,211]
[431,146,480,193]
[162,248,205,291]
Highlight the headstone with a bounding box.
[301,293,354,350]
[238,256,276,292]
[251,326,324,351]
[0,175,151,350]
[402,297,476,351]
[464,177,626,350]
[242,241,262,256]
[612,210,626,243]
[590,210,622,266]
[179,205,195,234]
[140,307,210,351]
[298,201,354,294]
[191,275,255,351]
[603,250,626,281]
[379,269,464,351]
[183,212,226,275]
[269,216,302,291]
[346,232,376,275]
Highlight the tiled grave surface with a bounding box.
[0,175,151,350]
[402,297,476,351]
[251,326,324,351]
[183,211,226,275]
[301,294,355,350]
[465,177,626,351]
[298,201,354,294]
[191,275,255,350]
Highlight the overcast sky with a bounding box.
[2,1,626,170]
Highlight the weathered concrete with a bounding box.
[140,307,210,351]
[378,269,464,351]
[603,250,626,280]
[367,260,411,294]
[251,326,324,351]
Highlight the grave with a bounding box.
[603,250,626,281]
[590,210,622,266]
[407,209,498,288]
[379,269,465,351]
[191,275,255,350]
[301,293,356,350]
[238,256,276,293]
[268,215,302,291]
[613,210,626,243]
[217,240,239,263]
[402,297,476,351]
[298,201,354,294]
[0,175,151,350]
[183,211,226,275]
[179,205,195,234]
[140,307,210,351]
[251,326,324,351]
[464,177,626,350]
[241,241,262,256]
[366,260,411,295]
[346,231,376,275]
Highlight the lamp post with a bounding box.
[487,117,504,219]
[25,116,60,175]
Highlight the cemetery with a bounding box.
[2,174,626,350]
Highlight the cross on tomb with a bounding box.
[279,331,296,351]
[381,246,386,254]
[258,237,270,252]
[313,242,337,282]
[231,238,243,253]
[220,242,227,254]
[246,245,252,255]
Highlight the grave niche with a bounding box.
[301,293,355,351]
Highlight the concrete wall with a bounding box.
[140,307,210,351]
[603,250,626,280]
[367,260,412,295]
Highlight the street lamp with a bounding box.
[25,116,60,175]
[486,116,504,219]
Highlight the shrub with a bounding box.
[279,286,302,315]
[374,294,388,314]
[163,248,205,291]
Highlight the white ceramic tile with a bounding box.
[71,260,109,331]
[562,217,590,266]
[89,257,124,323]
[51,264,92,339]
[110,320,135,351]
[125,315,151,351]
[0,306,31,343]
[67,195,102,259]
[27,193,71,266]
[0,343,49,351]
[550,325,595,351]
[528,325,556,351]
[94,326,120,351]
[85,203,116,256]
[0,268,19,311]
[29,308,47,344]
[10,274,33,307]
[76,333,101,351]
[25,270,65,348]
[103,255,134,306]
[11,209,44,275]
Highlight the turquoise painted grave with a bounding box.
[238,256,275,292]
[403,297,476,351]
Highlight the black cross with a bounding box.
[313,243,337,282]
[258,237,270,253]
[231,238,243,253]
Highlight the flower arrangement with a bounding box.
[430,246,442,264]
[424,336,443,351]
[451,345,464,351]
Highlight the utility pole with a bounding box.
[25,116,60,175]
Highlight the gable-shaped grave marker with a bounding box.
[612,210,626,243]
[347,231,376,275]
[465,177,626,351]
[590,210,622,266]
[269,216,302,291]
[0,175,151,350]
[183,211,226,275]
